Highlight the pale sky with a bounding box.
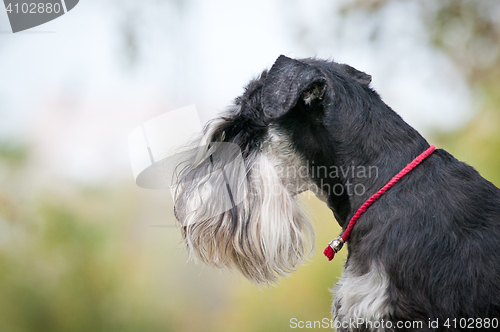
[0,0,472,184]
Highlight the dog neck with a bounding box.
[312,103,429,228]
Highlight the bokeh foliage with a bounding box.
[343,0,500,186]
[0,151,175,331]
[0,148,343,331]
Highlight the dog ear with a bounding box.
[262,55,326,119]
[341,64,372,85]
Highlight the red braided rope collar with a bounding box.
[324,145,436,261]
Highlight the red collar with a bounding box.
[324,145,436,261]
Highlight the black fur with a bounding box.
[196,55,500,330]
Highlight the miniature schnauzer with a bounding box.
[173,55,500,331]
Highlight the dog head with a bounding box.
[173,55,375,284]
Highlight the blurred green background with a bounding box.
[1,0,499,331]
